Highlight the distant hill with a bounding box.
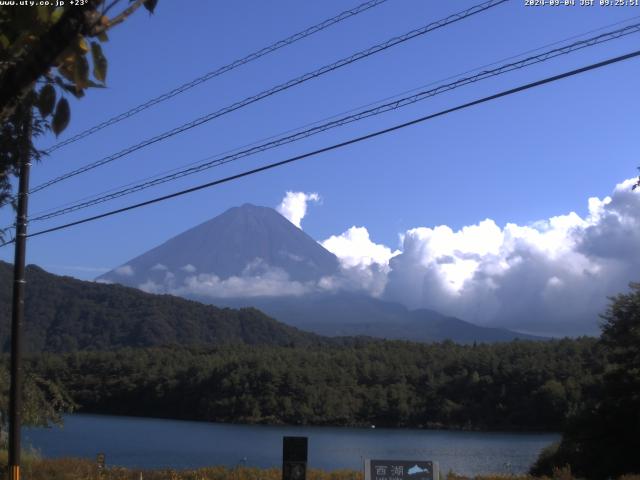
[0,261,326,353]
[212,292,546,343]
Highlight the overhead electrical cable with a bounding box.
[27,22,640,223]
[27,13,640,221]
[1,48,636,248]
[29,0,508,194]
[43,0,390,154]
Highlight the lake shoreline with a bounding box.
[74,409,561,435]
[23,413,560,475]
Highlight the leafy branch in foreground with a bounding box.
[0,0,159,237]
[531,283,640,479]
[0,363,76,448]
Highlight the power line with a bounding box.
[43,0,390,154]
[27,13,640,221]
[27,21,640,223]
[29,0,508,194]
[1,47,636,248]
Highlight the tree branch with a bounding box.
[0,2,103,123]
[101,0,146,30]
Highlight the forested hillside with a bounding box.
[23,337,604,431]
[0,262,324,352]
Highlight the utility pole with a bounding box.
[8,107,32,480]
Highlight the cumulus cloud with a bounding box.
[320,226,400,297]
[383,178,640,336]
[276,191,320,228]
[322,226,400,269]
[114,265,134,276]
[139,256,388,299]
[126,179,639,336]
[317,263,390,297]
[136,258,316,298]
[139,279,165,294]
[173,265,313,299]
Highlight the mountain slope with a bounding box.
[211,292,546,343]
[98,203,340,288]
[0,261,326,353]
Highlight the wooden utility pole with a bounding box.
[8,108,32,480]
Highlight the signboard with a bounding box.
[364,459,439,480]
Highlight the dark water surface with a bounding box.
[23,414,559,476]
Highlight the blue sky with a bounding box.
[2,0,640,334]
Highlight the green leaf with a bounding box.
[52,98,70,136]
[0,35,9,49]
[73,53,89,89]
[50,7,64,24]
[37,84,56,117]
[55,76,85,98]
[90,42,107,83]
[144,0,158,14]
[97,31,109,43]
[77,36,89,54]
[36,5,49,23]
[57,55,75,83]
[86,80,106,89]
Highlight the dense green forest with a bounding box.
[0,262,539,350]
[0,262,331,352]
[13,337,603,432]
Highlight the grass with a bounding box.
[0,460,362,480]
[0,456,639,480]
[0,446,41,473]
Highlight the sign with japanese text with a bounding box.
[364,459,438,480]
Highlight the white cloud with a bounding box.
[127,178,639,336]
[139,280,164,294]
[319,226,400,297]
[173,267,313,298]
[318,264,390,297]
[181,264,197,273]
[114,265,134,276]
[139,270,176,293]
[151,263,168,271]
[322,226,400,269]
[276,191,320,229]
[139,255,387,299]
[383,178,640,336]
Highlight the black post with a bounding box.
[8,109,32,480]
[282,436,307,480]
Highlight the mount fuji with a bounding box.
[98,204,544,343]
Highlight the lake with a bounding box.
[23,414,559,477]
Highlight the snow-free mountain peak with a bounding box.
[98,203,340,288]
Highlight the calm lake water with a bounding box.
[23,414,559,477]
